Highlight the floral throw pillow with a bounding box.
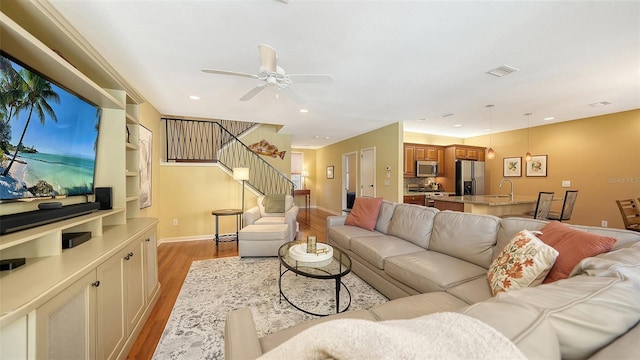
[488,230,559,296]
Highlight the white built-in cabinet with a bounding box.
[0,9,160,360]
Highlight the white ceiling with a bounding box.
[48,0,640,149]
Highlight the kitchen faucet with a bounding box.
[499,178,514,201]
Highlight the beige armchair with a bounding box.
[243,195,299,241]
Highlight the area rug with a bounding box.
[152,256,388,359]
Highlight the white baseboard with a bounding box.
[159,233,234,245]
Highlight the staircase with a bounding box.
[163,118,294,195]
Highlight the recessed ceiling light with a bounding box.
[189,95,200,100]
[324,136,330,139]
[299,109,308,113]
[544,117,555,121]
[453,124,463,127]
[314,135,320,139]
[417,118,427,122]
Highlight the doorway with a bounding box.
[342,152,357,211]
[360,147,376,197]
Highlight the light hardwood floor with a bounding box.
[126,208,334,359]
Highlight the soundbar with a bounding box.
[0,202,101,235]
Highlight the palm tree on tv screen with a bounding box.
[2,68,60,176]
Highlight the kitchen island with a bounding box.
[433,195,539,217]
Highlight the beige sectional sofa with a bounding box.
[225,201,640,359]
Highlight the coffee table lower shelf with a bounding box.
[278,266,352,317]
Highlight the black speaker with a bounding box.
[95,187,113,210]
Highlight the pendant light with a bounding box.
[524,113,532,162]
[486,104,495,159]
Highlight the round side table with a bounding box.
[211,209,242,247]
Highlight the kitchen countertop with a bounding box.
[433,195,538,206]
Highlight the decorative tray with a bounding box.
[289,243,333,262]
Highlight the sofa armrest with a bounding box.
[327,215,347,227]
[225,307,263,360]
[285,205,300,241]
[243,207,261,226]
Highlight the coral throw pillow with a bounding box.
[488,230,559,296]
[345,197,383,231]
[538,221,617,283]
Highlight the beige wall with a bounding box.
[240,125,291,176]
[403,132,462,145]
[314,123,403,213]
[463,109,640,229]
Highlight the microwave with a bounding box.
[416,161,439,177]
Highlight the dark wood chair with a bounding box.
[503,191,554,220]
[548,190,579,221]
[616,199,640,232]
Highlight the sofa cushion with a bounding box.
[495,217,547,260]
[429,211,500,268]
[255,216,286,225]
[257,195,294,217]
[461,301,561,360]
[328,225,383,250]
[385,251,487,293]
[262,194,286,213]
[374,200,396,234]
[487,230,559,296]
[446,276,493,305]
[370,292,469,320]
[489,273,640,359]
[345,197,383,231]
[570,242,640,289]
[538,221,617,283]
[386,204,438,248]
[350,235,425,270]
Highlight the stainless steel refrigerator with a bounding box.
[455,160,485,196]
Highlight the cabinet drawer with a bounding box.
[403,195,425,205]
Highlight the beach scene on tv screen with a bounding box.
[0,55,101,201]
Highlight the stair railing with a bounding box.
[163,118,294,195]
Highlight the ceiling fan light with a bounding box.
[487,148,495,159]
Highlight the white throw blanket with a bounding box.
[258,312,526,360]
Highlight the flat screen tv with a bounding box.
[0,51,101,202]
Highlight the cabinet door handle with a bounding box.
[145,238,151,242]
[124,252,134,260]
[92,281,100,287]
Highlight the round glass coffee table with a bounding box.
[278,241,352,316]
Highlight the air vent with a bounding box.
[486,65,520,77]
[440,113,455,118]
[589,101,613,107]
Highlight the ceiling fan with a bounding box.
[201,44,333,105]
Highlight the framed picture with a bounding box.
[326,165,334,179]
[503,157,522,177]
[526,155,548,177]
[139,125,153,208]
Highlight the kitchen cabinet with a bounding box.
[403,144,416,177]
[404,143,445,177]
[447,145,486,161]
[403,195,425,206]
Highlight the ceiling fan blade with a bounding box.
[201,69,258,79]
[258,44,277,73]
[279,86,306,105]
[288,74,334,83]
[240,84,267,101]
